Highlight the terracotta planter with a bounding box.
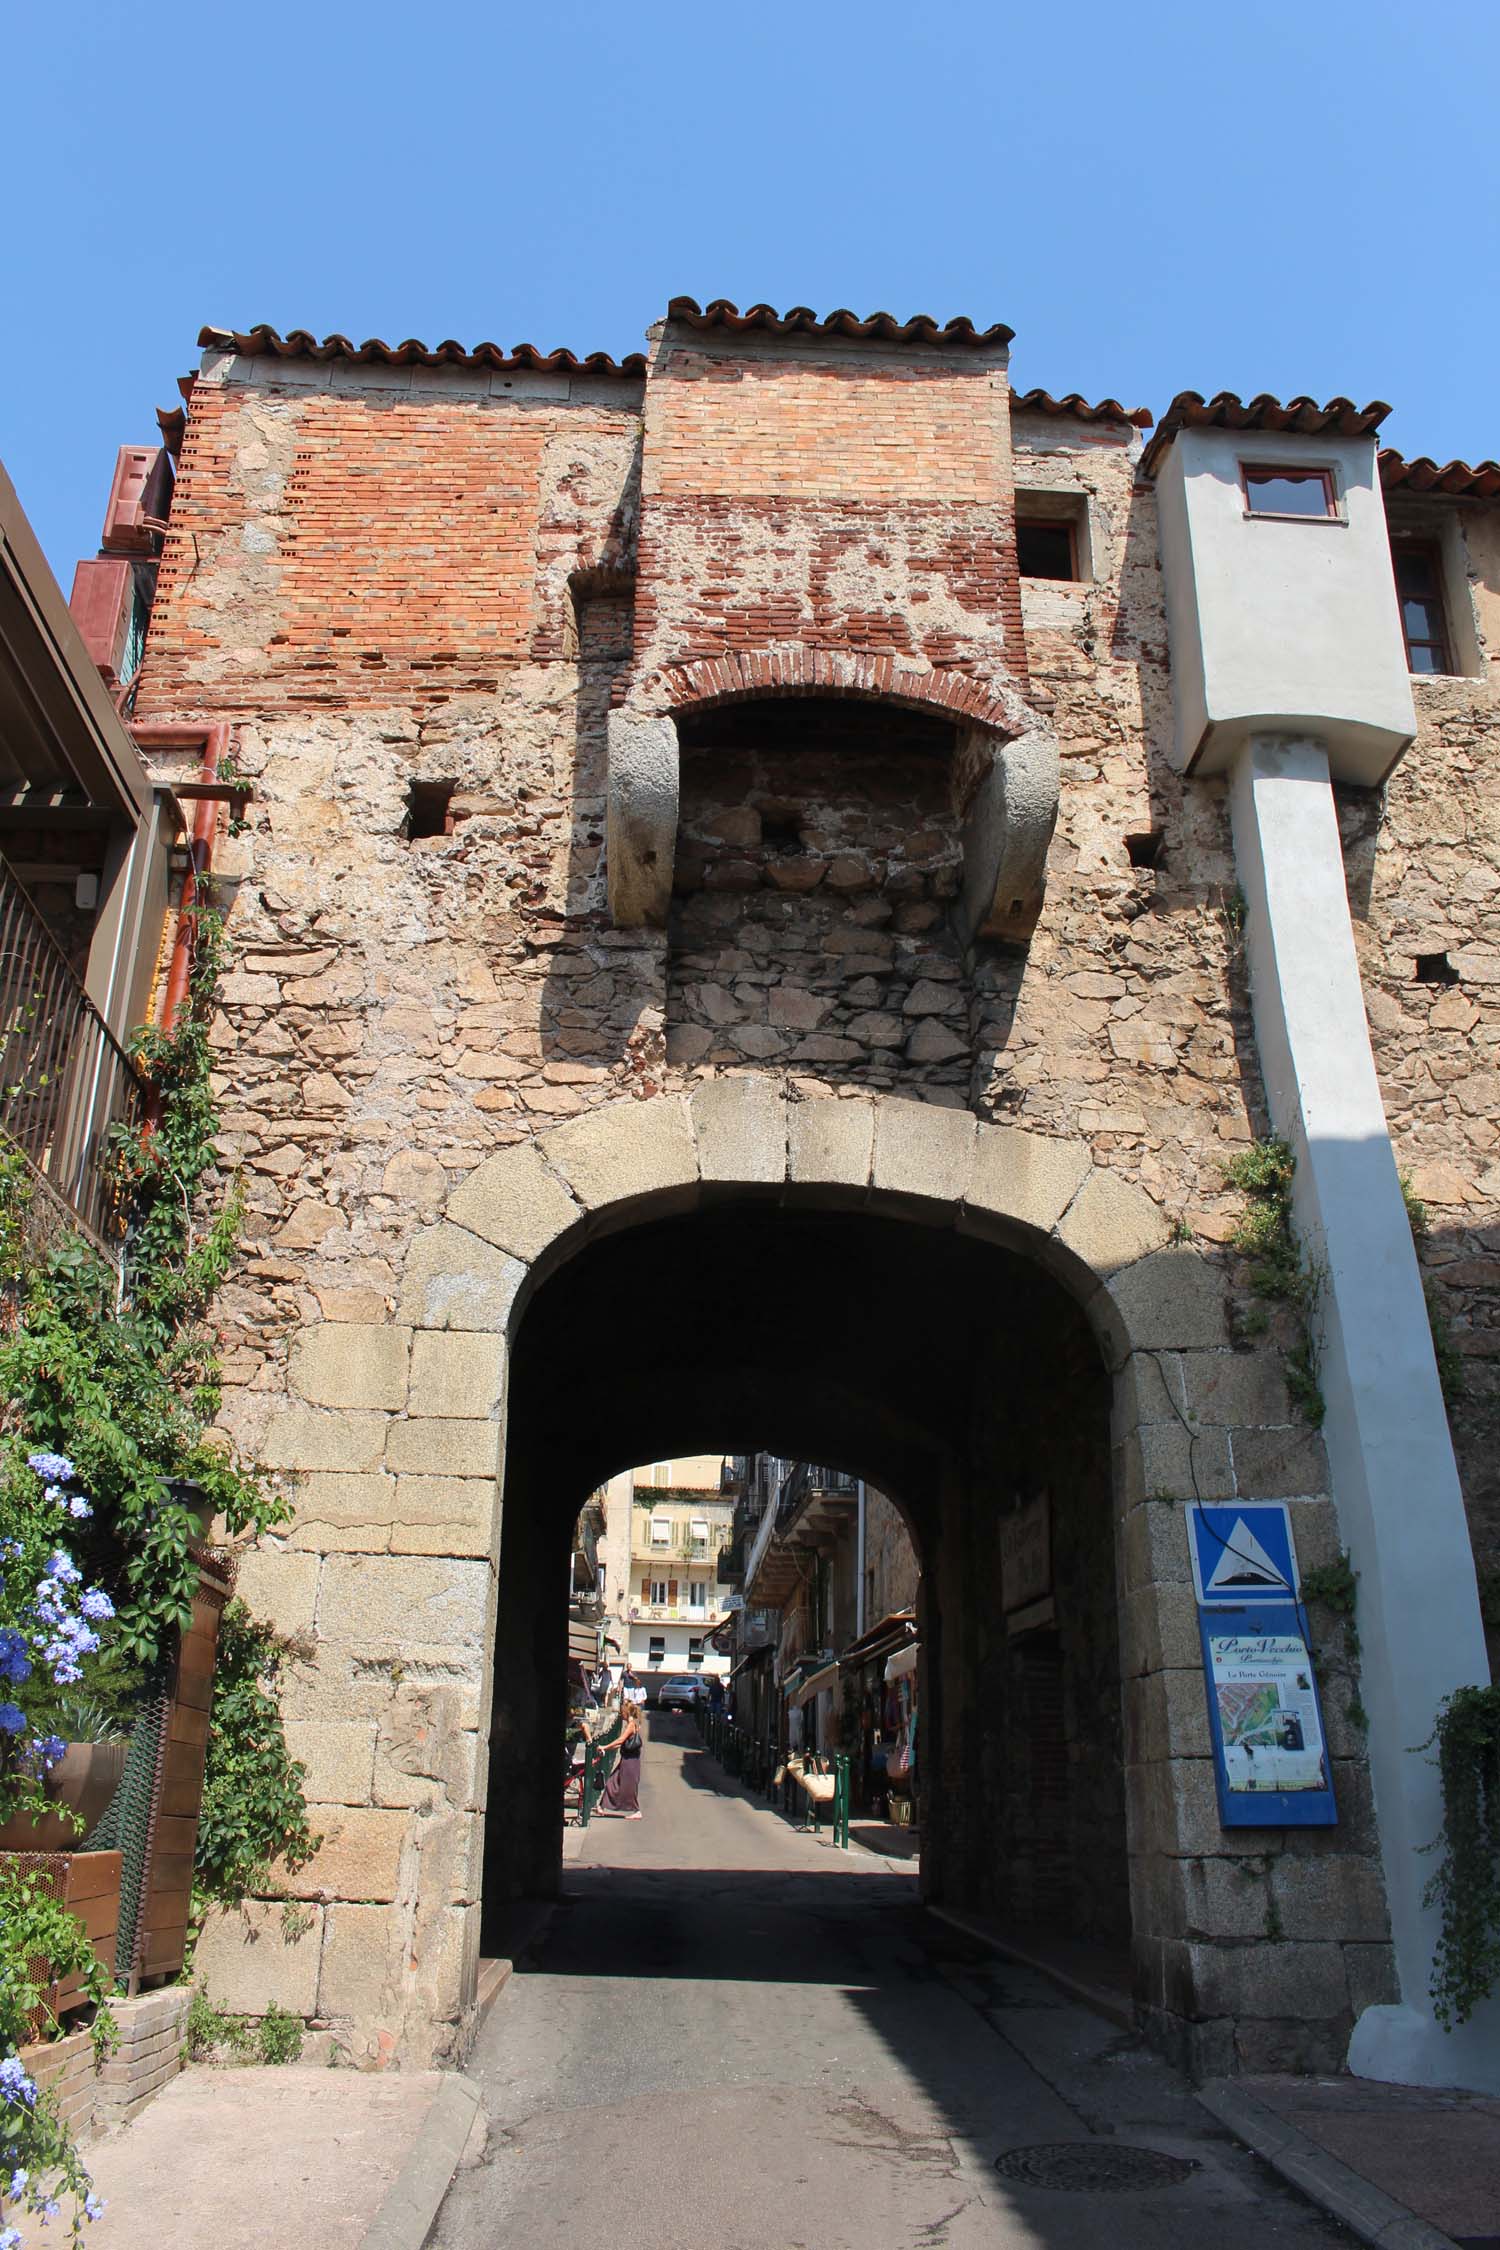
[0,1739,129,1853]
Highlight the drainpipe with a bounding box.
[128,721,229,1033]
[856,1479,867,1639]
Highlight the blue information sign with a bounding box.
[1196,1601,1338,1827]
[1186,1503,1300,1607]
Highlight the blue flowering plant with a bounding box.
[0,1453,115,1831]
[0,1860,112,2244]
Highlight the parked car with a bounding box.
[655,1674,704,1713]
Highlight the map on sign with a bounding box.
[1186,1503,1299,1606]
[1206,1628,1329,1795]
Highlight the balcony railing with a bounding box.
[628,1601,723,1625]
[777,1462,858,1526]
[0,857,147,1253]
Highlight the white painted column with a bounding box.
[1229,733,1497,2092]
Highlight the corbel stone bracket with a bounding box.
[606,712,679,927]
[954,724,1061,946]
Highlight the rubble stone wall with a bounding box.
[128,344,1414,2074]
[1349,504,1500,1617]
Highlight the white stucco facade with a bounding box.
[1229,733,1498,2091]
[1157,428,1416,784]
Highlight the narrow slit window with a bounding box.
[1242,465,1337,519]
[1392,544,1453,675]
[1016,519,1078,580]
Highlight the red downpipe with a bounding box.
[128,720,230,1034]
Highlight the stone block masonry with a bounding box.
[120,307,1500,2082]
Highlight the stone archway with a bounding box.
[229,1082,1376,2077]
[381,1084,1230,2052]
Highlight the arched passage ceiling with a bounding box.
[503,1199,1105,1543]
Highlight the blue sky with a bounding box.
[6,0,1495,581]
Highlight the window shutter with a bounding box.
[668,1578,678,1603]
[641,1575,650,1600]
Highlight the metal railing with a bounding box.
[777,1462,858,1525]
[0,856,147,1251]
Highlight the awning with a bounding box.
[884,1643,919,1683]
[838,1610,916,1673]
[793,1660,839,1708]
[731,1644,773,1681]
[568,1619,600,1664]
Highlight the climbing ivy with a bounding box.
[1223,1139,1325,1426]
[1423,1685,1500,2029]
[0,911,289,1674]
[193,1603,319,1915]
[0,897,314,1913]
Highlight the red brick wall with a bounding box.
[137,382,640,717]
[631,335,1027,693]
[646,355,1007,503]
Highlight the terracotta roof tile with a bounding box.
[1012,386,1153,430]
[197,324,647,377]
[1379,447,1500,500]
[1139,389,1391,479]
[665,295,1014,348]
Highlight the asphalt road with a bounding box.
[432,1712,1349,2250]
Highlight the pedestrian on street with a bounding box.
[597,1701,644,1818]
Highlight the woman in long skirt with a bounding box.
[599,1703,644,1817]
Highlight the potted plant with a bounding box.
[0,1453,120,1849]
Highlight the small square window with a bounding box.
[1392,542,1452,676]
[1242,465,1337,519]
[1016,519,1078,580]
[650,1517,670,1546]
[405,779,455,839]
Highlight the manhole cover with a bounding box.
[993,2143,1199,2193]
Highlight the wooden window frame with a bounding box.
[1240,463,1339,522]
[1390,537,1454,677]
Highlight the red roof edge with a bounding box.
[197,323,648,378]
[666,295,1014,349]
[1379,446,1500,500]
[1139,389,1392,479]
[1012,386,1153,431]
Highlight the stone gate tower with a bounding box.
[123,304,1498,2089]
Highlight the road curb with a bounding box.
[358,2072,485,2250]
[1197,2080,1461,2250]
